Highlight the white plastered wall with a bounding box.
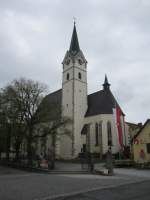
[83,114,121,155]
[61,53,88,159]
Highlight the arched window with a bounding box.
[78,72,82,80]
[66,73,69,80]
[107,121,112,146]
[95,123,99,146]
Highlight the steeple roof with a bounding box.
[69,23,80,55]
[85,88,124,117]
[103,74,111,90]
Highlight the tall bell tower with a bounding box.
[61,23,88,159]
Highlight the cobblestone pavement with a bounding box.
[0,166,150,200]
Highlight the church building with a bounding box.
[42,23,129,159]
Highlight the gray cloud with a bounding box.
[0,0,150,123]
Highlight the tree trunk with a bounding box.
[6,129,11,160]
[15,142,20,161]
[6,151,10,160]
[26,125,34,166]
[27,138,32,166]
[51,133,56,169]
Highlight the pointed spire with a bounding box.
[103,74,111,90]
[69,22,80,55]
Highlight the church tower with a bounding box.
[61,23,88,158]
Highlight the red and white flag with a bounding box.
[113,105,123,147]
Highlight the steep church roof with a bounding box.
[36,89,62,122]
[69,23,80,55]
[85,89,123,117]
[85,76,124,117]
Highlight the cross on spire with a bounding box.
[73,17,76,25]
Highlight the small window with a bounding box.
[78,72,81,80]
[66,73,69,80]
[66,59,70,65]
[78,59,82,65]
[82,144,86,153]
[147,143,150,154]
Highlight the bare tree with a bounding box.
[0,78,71,168]
[8,78,47,165]
[0,78,46,164]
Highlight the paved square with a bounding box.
[0,166,150,200]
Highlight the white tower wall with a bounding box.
[61,51,88,159]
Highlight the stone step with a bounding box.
[47,170,90,174]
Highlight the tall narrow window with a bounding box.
[107,121,112,146]
[78,72,81,80]
[95,123,99,146]
[99,121,103,158]
[99,122,102,146]
[66,73,69,80]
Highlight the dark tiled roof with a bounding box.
[126,122,142,130]
[85,89,124,117]
[36,89,62,122]
[132,119,150,142]
[37,87,124,121]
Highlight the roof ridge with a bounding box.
[88,89,104,96]
[47,89,62,96]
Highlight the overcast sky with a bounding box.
[0,0,150,124]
